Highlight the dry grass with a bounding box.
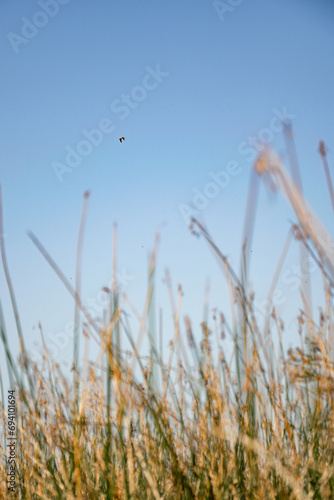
[1,142,334,498]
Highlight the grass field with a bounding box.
[1,143,334,498]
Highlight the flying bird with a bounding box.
[119,137,125,143]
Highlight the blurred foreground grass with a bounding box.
[1,143,334,499]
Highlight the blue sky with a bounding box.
[0,0,334,383]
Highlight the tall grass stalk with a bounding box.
[1,144,334,498]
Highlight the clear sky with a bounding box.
[0,0,334,384]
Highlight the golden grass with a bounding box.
[1,142,334,498]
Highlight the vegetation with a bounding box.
[1,140,334,498]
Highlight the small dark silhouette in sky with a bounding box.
[119,137,125,143]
